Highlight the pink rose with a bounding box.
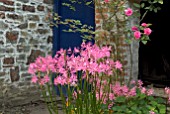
[124,8,133,16]
[131,26,138,31]
[144,28,152,35]
[134,31,141,39]
[141,23,148,27]
[104,0,109,3]
[149,111,155,114]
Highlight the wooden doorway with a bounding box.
[139,0,170,87]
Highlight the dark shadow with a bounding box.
[139,0,170,87]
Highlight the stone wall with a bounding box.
[0,0,53,89]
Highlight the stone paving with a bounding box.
[0,86,170,114]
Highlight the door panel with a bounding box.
[53,0,95,54]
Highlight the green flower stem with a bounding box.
[76,89,80,114]
[79,72,83,114]
[41,86,53,114]
[84,71,90,114]
[47,83,58,114]
[140,10,148,22]
[58,85,67,114]
[93,74,98,113]
[67,84,72,113]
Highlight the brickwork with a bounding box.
[0,0,53,89]
[95,1,139,83]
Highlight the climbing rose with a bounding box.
[124,8,133,16]
[149,111,155,114]
[104,0,109,3]
[131,26,138,31]
[141,23,148,27]
[134,31,141,39]
[144,28,152,35]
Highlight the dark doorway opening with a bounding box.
[139,0,170,87]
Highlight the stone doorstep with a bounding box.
[152,87,167,98]
[0,91,41,108]
[0,86,168,112]
[0,90,63,109]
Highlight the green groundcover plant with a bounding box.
[27,0,170,114]
[28,42,166,114]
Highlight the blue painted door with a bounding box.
[53,0,95,54]
[53,0,95,96]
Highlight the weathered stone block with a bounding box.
[29,23,36,29]
[21,73,30,78]
[17,45,30,53]
[27,50,45,64]
[10,66,20,82]
[18,23,28,29]
[7,14,23,21]
[21,31,29,37]
[6,31,19,41]
[18,38,26,44]
[3,57,14,64]
[43,0,53,4]
[17,54,26,61]
[47,36,52,43]
[0,5,14,11]
[0,0,14,5]
[5,48,14,53]
[23,5,35,12]
[27,15,40,21]
[0,47,5,54]
[0,72,5,77]
[37,29,48,34]
[0,40,4,45]
[16,0,29,3]
[37,5,44,11]
[29,38,39,44]
[20,65,28,71]
[0,21,8,29]
[0,12,5,19]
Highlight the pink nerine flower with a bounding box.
[141,87,146,94]
[54,76,66,85]
[109,93,115,101]
[138,80,143,87]
[134,31,141,39]
[31,75,38,83]
[43,75,50,83]
[147,88,154,96]
[144,28,152,35]
[124,8,133,16]
[165,87,170,94]
[131,26,138,31]
[115,61,122,70]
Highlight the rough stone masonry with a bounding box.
[0,0,53,94]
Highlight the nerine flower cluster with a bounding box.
[28,42,154,102]
[28,42,122,86]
